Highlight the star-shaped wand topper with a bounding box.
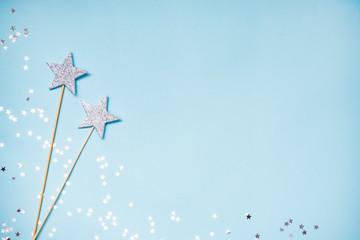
[47,52,87,95]
[79,96,121,138]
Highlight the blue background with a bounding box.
[1,0,360,239]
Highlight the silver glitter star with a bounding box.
[79,97,120,138]
[47,52,87,95]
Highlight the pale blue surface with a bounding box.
[1,0,360,239]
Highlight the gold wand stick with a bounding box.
[33,85,65,237]
[33,127,94,240]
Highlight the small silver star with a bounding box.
[47,52,87,95]
[79,97,120,138]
